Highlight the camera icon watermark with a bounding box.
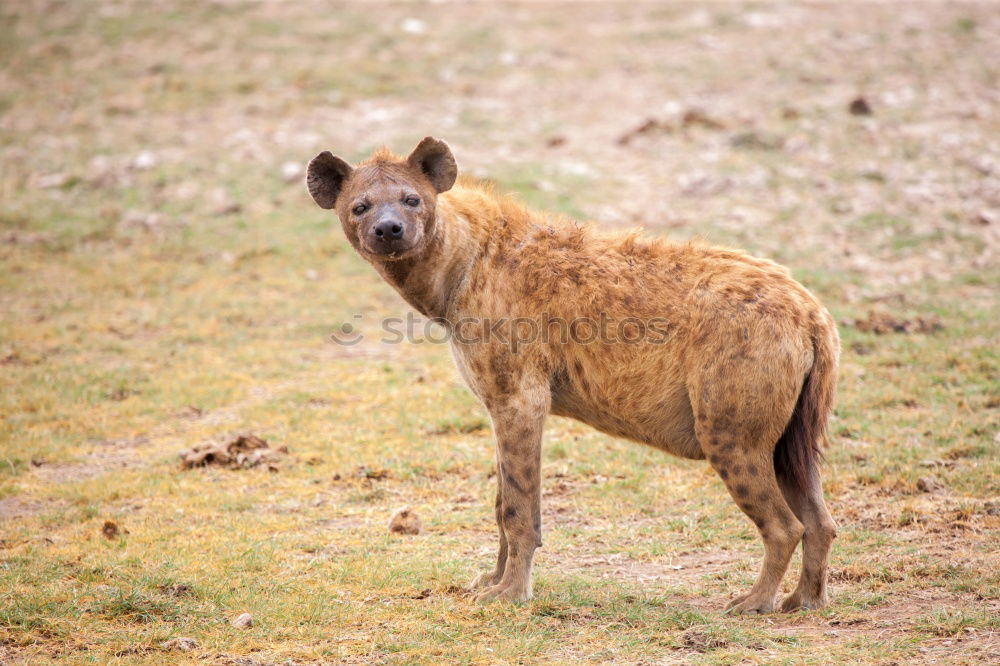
[329,314,364,346]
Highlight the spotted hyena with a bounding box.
[306,138,839,614]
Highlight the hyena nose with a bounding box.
[372,219,405,241]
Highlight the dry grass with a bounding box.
[1,1,998,664]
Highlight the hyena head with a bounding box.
[305,137,457,261]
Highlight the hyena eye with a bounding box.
[352,203,368,216]
[404,196,420,207]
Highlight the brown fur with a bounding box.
[306,138,841,613]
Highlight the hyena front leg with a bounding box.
[473,389,547,604]
[468,481,507,590]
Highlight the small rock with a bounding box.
[681,107,725,130]
[209,188,242,216]
[280,161,302,183]
[355,465,391,480]
[158,583,192,596]
[105,96,142,115]
[850,342,872,356]
[87,155,116,186]
[36,173,70,189]
[212,201,242,216]
[729,130,784,151]
[975,209,997,226]
[682,627,729,650]
[102,520,120,539]
[119,209,170,232]
[849,96,873,116]
[388,507,422,535]
[160,637,198,651]
[130,151,158,170]
[400,18,426,34]
[1,231,52,247]
[94,584,117,594]
[617,118,669,146]
[916,477,945,493]
[231,612,253,629]
[175,406,204,420]
[677,171,732,197]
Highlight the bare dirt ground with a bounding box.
[1,1,998,664]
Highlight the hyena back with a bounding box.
[306,138,839,614]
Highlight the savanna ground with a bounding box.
[1,1,998,664]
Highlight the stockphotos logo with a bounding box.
[330,312,673,352]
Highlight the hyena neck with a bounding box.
[371,199,479,321]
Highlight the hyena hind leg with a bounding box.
[777,472,837,611]
[693,337,811,613]
[705,443,804,615]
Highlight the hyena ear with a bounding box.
[406,137,457,193]
[306,151,353,209]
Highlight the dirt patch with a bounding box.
[770,591,1000,660]
[159,637,197,652]
[852,309,945,335]
[555,548,750,587]
[1,229,54,246]
[157,583,193,597]
[0,643,31,665]
[680,625,740,652]
[30,437,151,484]
[31,455,131,484]
[0,497,50,521]
[617,107,728,145]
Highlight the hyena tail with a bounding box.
[773,321,840,491]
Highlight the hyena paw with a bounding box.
[724,592,776,615]
[724,593,750,612]
[472,582,532,604]
[779,590,827,612]
[467,570,502,592]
